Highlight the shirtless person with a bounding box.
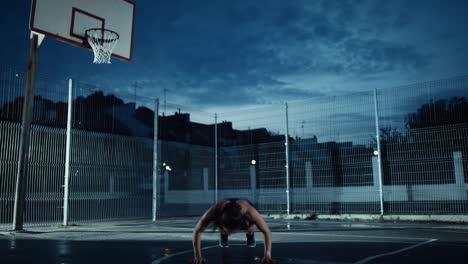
[192,198,277,264]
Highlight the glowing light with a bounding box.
[251,160,256,165]
[373,150,379,156]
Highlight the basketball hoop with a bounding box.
[85,28,120,64]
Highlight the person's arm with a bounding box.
[192,203,222,263]
[247,207,275,263]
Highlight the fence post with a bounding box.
[250,164,257,202]
[63,79,73,226]
[284,103,290,216]
[305,161,312,189]
[373,89,384,215]
[215,113,219,202]
[152,99,159,221]
[454,152,465,184]
[453,151,466,200]
[203,168,209,191]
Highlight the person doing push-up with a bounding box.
[192,198,277,264]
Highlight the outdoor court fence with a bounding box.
[162,78,468,216]
[1,65,468,229]
[0,121,152,227]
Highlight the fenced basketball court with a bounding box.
[2,65,468,228]
[1,0,468,263]
[1,218,468,263]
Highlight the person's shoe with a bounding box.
[246,233,256,247]
[219,233,229,248]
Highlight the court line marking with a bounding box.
[276,232,431,241]
[271,228,404,232]
[151,243,264,264]
[147,231,430,243]
[425,229,468,234]
[151,227,194,230]
[353,238,437,264]
[271,240,421,244]
[152,245,218,264]
[150,238,440,263]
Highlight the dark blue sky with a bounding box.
[2,0,468,111]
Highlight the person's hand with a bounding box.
[191,256,206,264]
[262,255,278,264]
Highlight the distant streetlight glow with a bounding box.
[373,150,379,156]
[251,160,256,165]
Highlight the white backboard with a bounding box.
[30,0,135,61]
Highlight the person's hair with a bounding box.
[219,201,243,230]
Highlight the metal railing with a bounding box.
[160,76,468,216]
[1,64,468,229]
[1,67,155,229]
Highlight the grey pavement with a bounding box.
[1,218,468,263]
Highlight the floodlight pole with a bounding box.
[373,89,384,215]
[284,103,290,217]
[12,34,39,231]
[152,99,160,221]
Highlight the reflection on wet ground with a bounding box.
[1,219,467,263]
[1,239,193,264]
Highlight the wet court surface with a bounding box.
[1,219,468,263]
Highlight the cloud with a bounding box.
[144,0,434,104]
[124,0,466,110]
[335,38,430,75]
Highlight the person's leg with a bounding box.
[246,226,256,247]
[219,231,229,248]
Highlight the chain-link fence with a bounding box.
[159,76,468,217]
[378,77,468,214]
[1,63,468,229]
[69,82,153,223]
[156,102,215,217]
[1,67,154,228]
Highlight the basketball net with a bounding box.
[86,29,120,64]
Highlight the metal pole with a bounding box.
[284,103,290,216]
[373,89,384,215]
[152,99,159,221]
[163,88,167,115]
[12,34,39,231]
[214,113,219,202]
[63,79,73,226]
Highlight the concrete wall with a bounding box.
[163,152,467,204]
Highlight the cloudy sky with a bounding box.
[1,0,468,111]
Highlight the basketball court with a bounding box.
[4,2,467,264]
[1,218,468,263]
